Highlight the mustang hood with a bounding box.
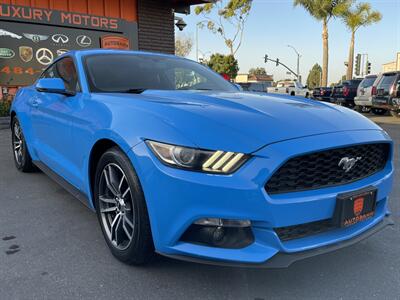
[101,90,382,153]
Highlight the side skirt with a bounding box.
[33,160,94,212]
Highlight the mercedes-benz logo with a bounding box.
[52,34,69,44]
[76,35,92,47]
[36,48,53,65]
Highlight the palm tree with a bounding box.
[294,0,352,86]
[342,3,381,80]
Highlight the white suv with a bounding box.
[354,75,380,112]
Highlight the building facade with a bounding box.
[0,0,207,98]
[382,52,400,73]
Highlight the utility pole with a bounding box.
[287,45,301,83]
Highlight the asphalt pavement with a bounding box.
[0,122,399,300]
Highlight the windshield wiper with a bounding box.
[118,88,147,94]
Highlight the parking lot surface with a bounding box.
[0,122,399,300]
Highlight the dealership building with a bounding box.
[0,0,207,99]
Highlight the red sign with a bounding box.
[101,36,130,50]
[353,197,364,216]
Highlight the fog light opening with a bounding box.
[181,219,254,249]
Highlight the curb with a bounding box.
[0,116,10,130]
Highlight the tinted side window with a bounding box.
[378,74,397,90]
[56,57,80,93]
[361,77,377,88]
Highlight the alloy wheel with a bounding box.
[98,163,135,250]
[13,121,24,166]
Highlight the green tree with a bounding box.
[195,0,253,56]
[175,34,194,57]
[207,53,239,79]
[306,63,322,89]
[294,0,352,86]
[342,2,381,80]
[249,67,267,76]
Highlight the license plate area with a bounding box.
[333,187,377,228]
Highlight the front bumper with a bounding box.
[161,215,394,268]
[128,129,394,266]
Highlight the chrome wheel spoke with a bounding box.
[123,214,134,229]
[122,187,130,199]
[100,206,117,213]
[110,213,122,244]
[103,168,119,197]
[118,174,126,191]
[99,195,116,204]
[123,219,132,240]
[99,163,135,250]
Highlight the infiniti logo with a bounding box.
[338,156,362,172]
[52,34,69,44]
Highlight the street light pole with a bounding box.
[287,45,301,83]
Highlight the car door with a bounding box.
[30,56,83,188]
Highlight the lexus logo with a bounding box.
[36,48,53,65]
[76,35,92,47]
[338,156,362,172]
[52,34,69,44]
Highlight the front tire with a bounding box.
[11,117,34,172]
[94,147,154,265]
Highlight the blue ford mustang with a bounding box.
[10,49,394,267]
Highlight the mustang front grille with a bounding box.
[265,143,390,194]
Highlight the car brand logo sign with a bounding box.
[36,48,53,65]
[56,49,69,57]
[338,156,362,173]
[353,197,364,216]
[0,48,15,59]
[52,34,69,44]
[0,29,22,39]
[23,33,49,43]
[76,35,92,47]
[19,46,33,62]
[101,35,130,50]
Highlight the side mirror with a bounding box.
[35,78,75,96]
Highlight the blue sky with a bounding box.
[177,0,400,85]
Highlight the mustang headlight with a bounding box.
[146,141,249,174]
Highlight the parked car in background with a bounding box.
[312,87,332,102]
[354,75,379,113]
[372,71,400,117]
[238,82,271,93]
[267,80,310,98]
[331,79,362,108]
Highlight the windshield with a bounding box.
[360,76,377,88]
[84,54,237,93]
[378,74,397,91]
